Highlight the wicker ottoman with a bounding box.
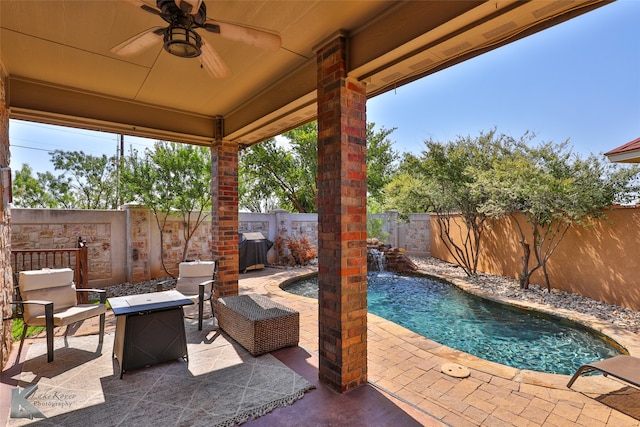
[217,294,299,356]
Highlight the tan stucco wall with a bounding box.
[431,207,640,310]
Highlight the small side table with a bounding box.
[217,294,299,356]
[108,290,194,378]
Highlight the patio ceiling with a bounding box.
[1,0,611,147]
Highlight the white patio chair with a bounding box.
[11,268,106,363]
[158,260,217,331]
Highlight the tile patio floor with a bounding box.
[2,266,640,426]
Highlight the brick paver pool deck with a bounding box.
[247,267,640,427]
[2,266,639,426]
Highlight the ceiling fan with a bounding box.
[111,0,282,78]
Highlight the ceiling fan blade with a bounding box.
[176,0,203,15]
[200,40,230,79]
[122,0,163,16]
[111,27,164,56]
[203,19,281,51]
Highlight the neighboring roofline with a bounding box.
[605,137,640,164]
[605,137,640,155]
[606,150,640,163]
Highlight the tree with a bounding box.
[239,121,399,213]
[49,150,119,209]
[240,134,316,213]
[381,153,433,216]
[365,123,399,207]
[416,129,518,276]
[121,142,212,272]
[478,139,640,290]
[239,123,318,213]
[13,165,58,208]
[39,171,76,209]
[12,150,118,209]
[238,158,280,213]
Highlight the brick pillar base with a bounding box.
[211,139,239,300]
[316,33,368,393]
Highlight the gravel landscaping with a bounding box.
[411,256,640,334]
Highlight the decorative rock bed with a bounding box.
[411,256,640,335]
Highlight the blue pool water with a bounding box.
[283,272,622,375]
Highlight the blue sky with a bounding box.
[366,0,640,157]
[9,0,640,175]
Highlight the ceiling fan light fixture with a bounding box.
[164,25,201,58]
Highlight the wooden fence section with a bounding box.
[11,237,89,302]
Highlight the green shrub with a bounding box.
[367,217,389,242]
[11,318,44,341]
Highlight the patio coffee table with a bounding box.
[108,290,194,378]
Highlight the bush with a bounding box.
[11,318,44,341]
[273,232,317,266]
[286,236,317,266]
[273,233,287,265]
[367,217,389,241]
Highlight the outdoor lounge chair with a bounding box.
[567,355,640,389]
[11,268,107,363]
[157,260,217,331]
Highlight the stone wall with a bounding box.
[369,211,431,257]
[126,205,150,283]
[8,207,332,286]
[400,213,431,256]
[272,210,318,249]
[1,64,12,370]
[148,210,214,278]
[12,209,127,287]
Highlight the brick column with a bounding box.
[316,33,368,393]
[211,138,239,300]
[0,64,13,370]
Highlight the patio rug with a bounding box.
[7,319,314,426]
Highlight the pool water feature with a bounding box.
[283,272,622,375]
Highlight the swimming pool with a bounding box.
[283,272,623,375]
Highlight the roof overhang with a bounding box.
[605,137,640,163]
[1,0,614,146]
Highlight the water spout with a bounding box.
[368,248,385,272]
